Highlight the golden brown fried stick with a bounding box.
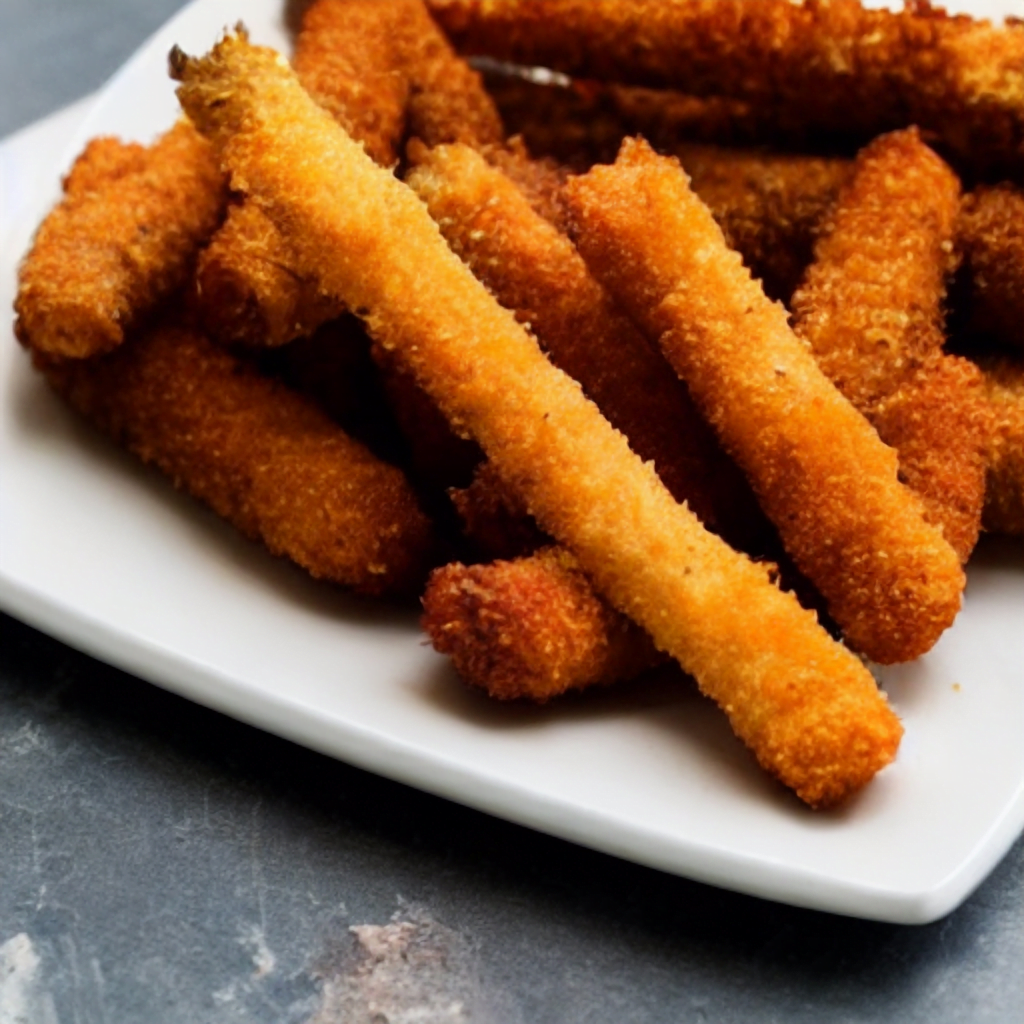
[791,129,988,563]
[958,186,1024,351]
[565,138,964,665]
[293,0,412,166]
[423,547,664,701]
[975,356,1024,537]
[195,200,340,347]
[37,321,435,597]
[14,120,224,360]
[174,33,903,807]
[405,140,767,548]
[430,0,1024,178]
[196,0,506,348]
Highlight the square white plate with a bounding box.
[2,0,1022,925]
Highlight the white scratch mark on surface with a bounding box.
[305,908,505,1024]
[0,934,58,1024]
[0,724,47,758]
[238,924,276,979]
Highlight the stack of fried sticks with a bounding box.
[13,0,1024,808]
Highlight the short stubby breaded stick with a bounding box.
[405,140,768,549]
[958,186,1024,351]
[423,547,665,701]
[174,34,903,807]
[38,322,436,598]
[565,138,964,665]
[449,461,548,561]
[429,0,1024,178]
[975,356,1024,537]
[195,200,342,347]
[15,120,225,360]
[791,129,988,563]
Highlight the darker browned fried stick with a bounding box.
[431,0,1024,178]
[15,120,224,360]
[791,129,988,563]
[195,200,340,347]
[423,547,665,701]
[958,185,1024,351]
[975,356,1024,537]
[38,322,436,598]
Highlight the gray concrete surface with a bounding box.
[2,3,1024,1022]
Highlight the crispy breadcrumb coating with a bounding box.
[430,0,1024,177]
[423,547,664,701]
[173,33,903,807]
[195,0,506,348]
[293,0,412,166]
[565,138,963,665]
[958,185,1024,350]
[195,200,341,347]
[14,120,225,360]
[449,461,547,560]
[975,356,1024,537]
[38,321,436,597]
[405,141,766,547]
[791,129,988,563]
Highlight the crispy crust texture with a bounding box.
[976,356,1024,537]
[423,547,663,701]
[38,322,436,597]
[15,120,225,360]
[565,138,964,664]
[430,0,1024,176]
[195,200,342,347]
[405,141,767,548]
[958,185,1024,350]
[791,129,988,563]
[173,34,903,807]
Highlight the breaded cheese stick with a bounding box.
[975,356,1024,537]
[791,129,988,563]
[38,321,436,597]
[197,0,506,348]
[173,33,903,807]
[565,138,964,665]
[423,548,664,701]
[429,0,1024,177]
[195,200,341,347]
[958,186,1024,351]
[293,0,413,167]
[405,140,767,548]
[15,120,224,360]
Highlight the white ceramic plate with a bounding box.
[2,0,1022,925]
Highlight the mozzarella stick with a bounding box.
[15,120,225,360]
[565,138,963,664]
[791,129,988,563]
[405,140,767,548]
[173,33,903,807]
[38,321,436,597]
[423,547,664,701]
[958,185,1024,351]
[429,0,1024,178]
[195,200,341,347]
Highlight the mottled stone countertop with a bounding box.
[2,3,1023,1022]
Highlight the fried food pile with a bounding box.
[14,0,1024,809]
